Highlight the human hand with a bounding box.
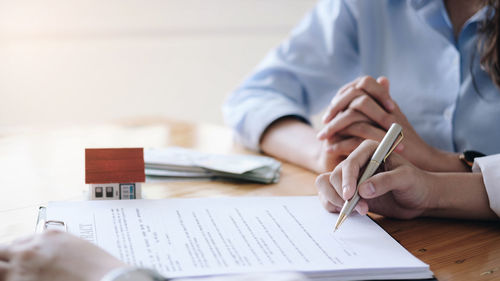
[317,76,461,172]
[320,76,396,129]
[312,77,385,173]
[0,230,126,281]
[315,139,434,219]
[313,134,364,173]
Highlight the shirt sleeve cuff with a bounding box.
[472,154,500,217]
[224,92,311,151]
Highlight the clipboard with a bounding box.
[35,206,67,233]
[35,201,437,281]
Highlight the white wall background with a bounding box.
[0,0,317,127]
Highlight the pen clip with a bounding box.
[383,131,404,162]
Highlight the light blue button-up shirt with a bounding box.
[223,0,500,155]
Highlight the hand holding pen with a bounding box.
[316,123,440,226]
[334,123,403,231]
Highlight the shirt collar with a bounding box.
[410,0,491,43]
[411,0,490,24]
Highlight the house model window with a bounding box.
[85,148,145,200]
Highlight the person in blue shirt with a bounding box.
[224,0,499,173]
[224,0,500,220]
[1,1,500,281]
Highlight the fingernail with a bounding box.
[342,185,349,198]
[355,205,367,216]
[360,205,368,216]
[322,114,328,123]
[364,182,376,196]
[385,100,395,111]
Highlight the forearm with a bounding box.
[425,172,498,220]
[260,117,322,172]
[422,147,469,173]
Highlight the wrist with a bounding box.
[439,151,470,172]
[422,172,444,214]
[425,172,476,213]
[422,172,497,219]
[423,148,469,172]
[260,117,321,172]
[310,140,326,173]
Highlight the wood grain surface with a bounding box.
[0,119,498,281]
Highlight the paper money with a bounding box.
[144,147,281,184]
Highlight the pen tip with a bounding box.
[334,213,347,232]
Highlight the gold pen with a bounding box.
[334,123,404,232]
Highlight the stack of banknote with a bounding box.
[144,147,281,184]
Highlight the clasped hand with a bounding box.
[315,76,443,173]
[313,76,488,219]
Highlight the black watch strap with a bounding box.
[459,150,486,168]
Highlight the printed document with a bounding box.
[46,196,432,280]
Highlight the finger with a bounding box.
[323,76,394,125]
[339,77,362,94]
[349,95,395,129]
[340,140,380,200]
[341,160,360,201]
[322,85,367,124]
[322,78,362,123]
[355,76,395,111]
[11,234,34,246]
[0,245,10,261]
[326,162,370,216]
[330,163,344,197]
[318,109,370,140]
[377,76,390,92]
[316,173,345,209]
[338,122,387,142]
[325,137,363,157]
[355,199,370,215]
[322,87,365,125]
[358,165,410,199]
[318,192,341,213]
[0,261,9,280]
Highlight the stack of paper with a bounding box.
[144,147,281,183]
[45,196,434,280]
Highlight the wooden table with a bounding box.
[1,119,499,281]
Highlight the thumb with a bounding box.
[357,168,409,199]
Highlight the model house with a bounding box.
[85,148,145,200]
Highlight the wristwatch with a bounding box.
[459,150,485,168]
[101,267,168,281]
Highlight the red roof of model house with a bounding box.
[85,148,145,184]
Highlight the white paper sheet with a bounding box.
[46,196,432,280]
